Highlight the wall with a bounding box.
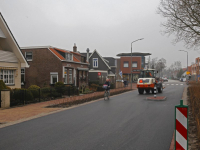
[120,56,141,74]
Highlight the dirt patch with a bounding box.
[146,96,167,101]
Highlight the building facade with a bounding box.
[0,13,29,88]
[116,52,151,82]
[21,44,89,88]
[81,49,117,84]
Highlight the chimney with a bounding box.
[73,43,77,52]
[86,48,90,62]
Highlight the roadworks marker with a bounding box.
[175,100,188,150]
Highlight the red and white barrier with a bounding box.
[175,100,188,150]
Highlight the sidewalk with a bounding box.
[0,84,136,128]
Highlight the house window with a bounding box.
[132,62,138,68]
[25,52,32,61]
[66,53,73,61]
[0,70,15,85]
[64,68,67,84]
[50,72,58,84]
[21,68,25,85]
[123,62,129,67]
[69,69,72,84]
[93,58,98,68]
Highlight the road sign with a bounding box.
[175,100,188,150]
[98,72,101,76]
[186,71,190,75]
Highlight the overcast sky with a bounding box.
[0,0,200,67]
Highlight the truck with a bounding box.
[137,69,163,94]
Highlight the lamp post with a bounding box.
[131,38,144,89]
[179,50,188,71]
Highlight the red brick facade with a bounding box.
[21,47,89,88]
[120,57,141,74]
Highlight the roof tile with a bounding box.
[49,48,65,60]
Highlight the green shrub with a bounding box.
[89,81,100,86]
[0,80,6,90]
[41,87,54,98]
[6,86,12,91]
[12,88,33,102]
[28,85,40,99]
[90,84,98,92]
[55,82,65,94]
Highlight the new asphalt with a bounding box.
[0,80,185,150]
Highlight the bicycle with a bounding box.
[104,89,110,100]
[103,84,110,100]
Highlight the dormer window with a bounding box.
[66,53,73,61]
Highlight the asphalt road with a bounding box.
[0,80,185,150]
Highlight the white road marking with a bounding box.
[180,84,183,85]
[163,84,165,85]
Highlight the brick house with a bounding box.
[21,44,89,88]
[116,52,151,82]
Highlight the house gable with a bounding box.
[0,13,29,67]
[89,50,110,70]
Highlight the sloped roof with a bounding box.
[89,49,111,70]
[54,48,70,53]
[0,13,29,67]
[49,48,65,60]
[73,55,80,62]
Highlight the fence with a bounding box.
[10,86,79,107]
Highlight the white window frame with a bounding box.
[66,53,73,61]
[25,52,33,61]
[50,72,58,84]
[93,58,98,68]
[132,62,138,68]
[21,68,25,85]
[123,62,129,68]
[0,69,15,85]
[69,69,72,84]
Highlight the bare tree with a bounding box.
[157,0,200,49]
[156,58,167,76]
[149,57,158,69]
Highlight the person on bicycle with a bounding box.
[104,78,110,92]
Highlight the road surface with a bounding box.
[0,80,185,150]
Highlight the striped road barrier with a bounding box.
[175,100,188,150]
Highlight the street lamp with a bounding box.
[131,38,144,89]
[179,50,188,71]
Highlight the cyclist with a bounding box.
[104,78,110,97]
